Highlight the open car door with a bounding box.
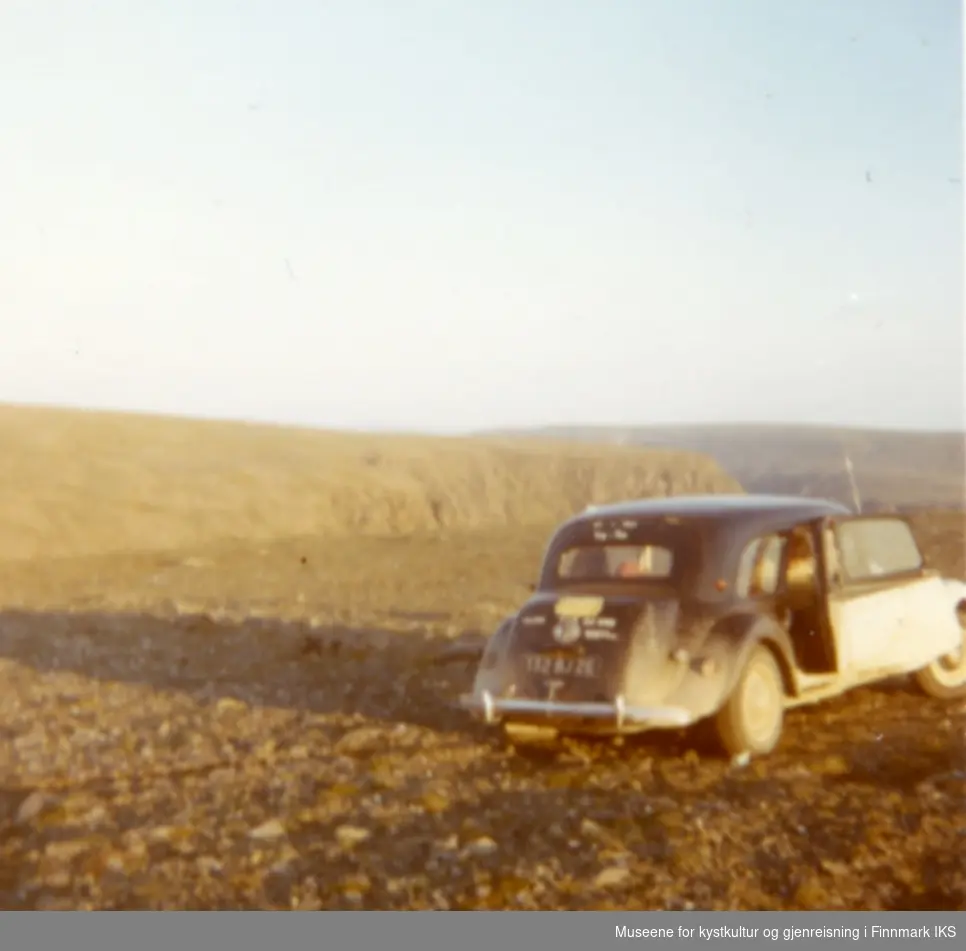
[821,514,962,683]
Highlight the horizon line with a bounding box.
[0,398,964,438]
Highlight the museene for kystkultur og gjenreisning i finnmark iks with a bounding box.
[615,922,956,941]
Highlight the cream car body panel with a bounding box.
[828,575,963,679]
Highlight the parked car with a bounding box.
[455,494,966,757]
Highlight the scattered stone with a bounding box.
[422,790,450,814]
[329,782,360,798]
[335,727,385,756]
[465,836,498,857]
[215,697,247,715]
[341,873,372,902]
[45,871,73,890]
[250,819,287,841]
[263,860,299,905]
[579,817,623,846]
[599,849,633,867]
[197,856,224,877]
[656,811,687,831]
[147,826,177,843]
[334,825,371,849]
[793,876,830,908]
[434,834,459,854]
[44,839,93,863]
[81,803,108,827]
[593,866,631,889]
[16,791,49,824]
[814,755,850,777]
[103,853,128,874]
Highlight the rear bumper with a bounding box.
[458,691,693,731]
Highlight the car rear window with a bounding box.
[556,544,674,581]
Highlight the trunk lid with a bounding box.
[506,591,679,705]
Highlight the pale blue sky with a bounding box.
[1,0,963,432]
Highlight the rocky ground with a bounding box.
[1,515,964,910]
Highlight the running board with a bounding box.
[787,668,911,709]
[793,670,838,692]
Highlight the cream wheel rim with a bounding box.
[930,619,966,685]
[741,664,781,745]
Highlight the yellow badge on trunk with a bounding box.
[553,595,604,619]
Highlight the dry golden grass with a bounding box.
[0,404,740,561]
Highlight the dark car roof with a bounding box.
[541,494,855,598]
[556,494,854,544]
[575,493,851,523]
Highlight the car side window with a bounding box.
[736,534,786,598]
[834,517,924,584]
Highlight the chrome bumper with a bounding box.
[459,691,693,730]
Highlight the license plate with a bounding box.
[554,595,604,618]
[524,652,602,678]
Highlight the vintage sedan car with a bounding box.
[456,494,966,757]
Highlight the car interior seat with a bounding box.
[785,532,818,609]
[749,538,782,596]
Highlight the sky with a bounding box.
[1,0,963,433]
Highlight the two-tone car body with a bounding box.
[458,494,966,757]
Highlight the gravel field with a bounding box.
[1,514,963,910]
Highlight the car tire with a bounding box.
[714,645,785,757]
[914,606,966,700]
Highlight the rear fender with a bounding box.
[470,616,517,694]
[428,616,515,671]
[646,613,796,723]
[702,613,799,702]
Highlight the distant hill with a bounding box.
[0,403,741,561]
[477,423,966,512]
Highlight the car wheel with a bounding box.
[714,645,785,757]
[914,606,966,700]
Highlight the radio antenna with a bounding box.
[842,442,863,514]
